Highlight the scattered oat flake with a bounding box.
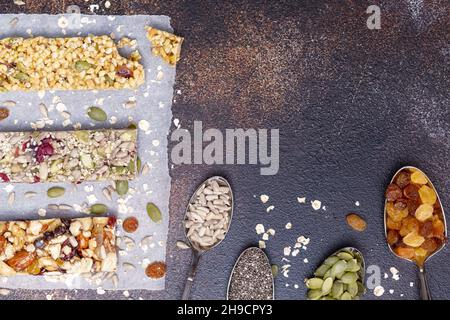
[96,287,105,295]
[0,288,10,296]
[260,194,269,203]
[266,205,275,213]
[303,258,309,263]
[355,201,360,206]
[14,0,25,5]
[297,197,306,203]
[38,208,47,217]
[285,222,292,229]
[389,289,394,294]
[410,282,414,287]
[258,240,266,249]
[373,286,385,297]
[255,224,265,235]
[283,246,291,256]
[311,200,321,210]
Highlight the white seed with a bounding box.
[176,240,190,249]
[39,103,48,118]
[24,191,37,198]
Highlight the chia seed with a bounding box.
[228,247,274,300]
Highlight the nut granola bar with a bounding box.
[0,216,117,276]
[146,27,183,66]
[0,35,145,92]
[0,128,137,183]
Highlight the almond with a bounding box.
[6,250,37,271]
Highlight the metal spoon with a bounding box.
[384,166,447,300]
[181,176,234,300]
[226,247,274,300]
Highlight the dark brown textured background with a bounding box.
[1,0,449,300]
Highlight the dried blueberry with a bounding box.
[61,218,71,227]
[53,225,67,237]
[43,231,54,242]
[34,237,45,249]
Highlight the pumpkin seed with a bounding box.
[313,264,330,277]
[324,256,339,266]
[128,123,137,130]
[136,157,142,173]
[337,252,353,261]
[346,259,360,272]
[147,202,162,223]
[347,282,359,297]
[331,281,344,298]
[340,292,352,300]
[306,278,323,290]
[87,106,107,122]
[307,289,322,300]
[331,260,347,278]
[271,264,279,277]
[115,180,129,196]
[340,272,358,284]
[321,277,333,295]
[47,186,65,198]
[75,60,92,71]
[90,204,108,215]
[14,71,29,82]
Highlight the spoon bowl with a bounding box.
[181,176,234,300]
[384,166,447,299]
[226,246,274,300]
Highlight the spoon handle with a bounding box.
[418,267,431,300]
[182,250,201,300]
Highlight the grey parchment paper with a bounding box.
[0,14,176,290]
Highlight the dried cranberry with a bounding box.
[35,138,54,163]
[0,173,10,182]
[43,231,54,242]
[61,218,71,227]
[116,65,133,78]
[21,139,30,152]
[53,225,67,237]
[394,198,408,210]
[107,216,117,227]
[33,176,40,183]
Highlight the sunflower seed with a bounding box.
[7,192,15,206]
[176,240,190,249]
[24,191,37,199]
[87,106,107,122]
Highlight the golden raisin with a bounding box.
[387,217,401,230]
[0,107,9,121]
[403,232,425,248]
[386,202,408,222]
[415,204,434,222]
[395,247,415,260]
[123,217,139,233]
[385,183,403,201]
[418,185,437,205]
[395,171,411,188]
[346,213,367,232]
[399,216,420,237]
[410,171,428,185]
[421,238,439,252]
[145,261,166,279]
[387,230,399,246]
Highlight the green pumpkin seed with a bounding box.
[47,187,65,198]
[14,71,29,82]
[331,281,344,298]
[136,157,142,173]
[128,123,137,130]
[306,278,323,290]
[320,296,334,300]
[90,204,108,215]
[314,264,330,277]
[340,272,358,284]
[75,131,90,143]
[307,289,323,300]
[147,202,162,223]
[331,260,347,278]
[321,277,333,295]
[324,256,339,266]
[75,60,92,71]
[115,180,129,196]
[337,252,354,261]
[346,258,361,272]
[271,264,278,277]
[87,106,107,122]
[347,282,358,297]
[323,269,334,280]
[340,292,352,300]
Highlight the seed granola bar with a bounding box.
[0,128,137,183]
[0,216,117,276]
[0,35,145,91]
[146,27,183,66]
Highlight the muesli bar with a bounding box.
[0,216,117,276]
[0,35,145,92]
[0,128,137,183]
[146,27,183,66]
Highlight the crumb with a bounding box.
[311,200,321,210]
[260,194,269,203]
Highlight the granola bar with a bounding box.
[0,128,137,183]
[0,35,145,92]
[0,216,117,276]
[146,27,183,66]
